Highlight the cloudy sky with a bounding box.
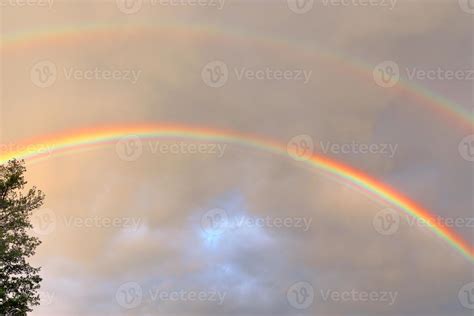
[1,0,473,315]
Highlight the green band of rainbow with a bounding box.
[0,124,472,262]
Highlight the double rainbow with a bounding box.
[1,19,472,261]
[0,124,472,262]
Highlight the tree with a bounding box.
[0,160,44,315]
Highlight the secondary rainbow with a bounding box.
[0,123,472,262]
[1,21,472,129]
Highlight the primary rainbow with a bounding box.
[0,123,472,262]
[1,21,473,129]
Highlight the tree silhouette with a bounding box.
[0,160,44,315]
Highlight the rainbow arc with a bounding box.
[0,123,472,262]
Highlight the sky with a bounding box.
[0,0,473,315]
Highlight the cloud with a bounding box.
[1,1,472,315]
